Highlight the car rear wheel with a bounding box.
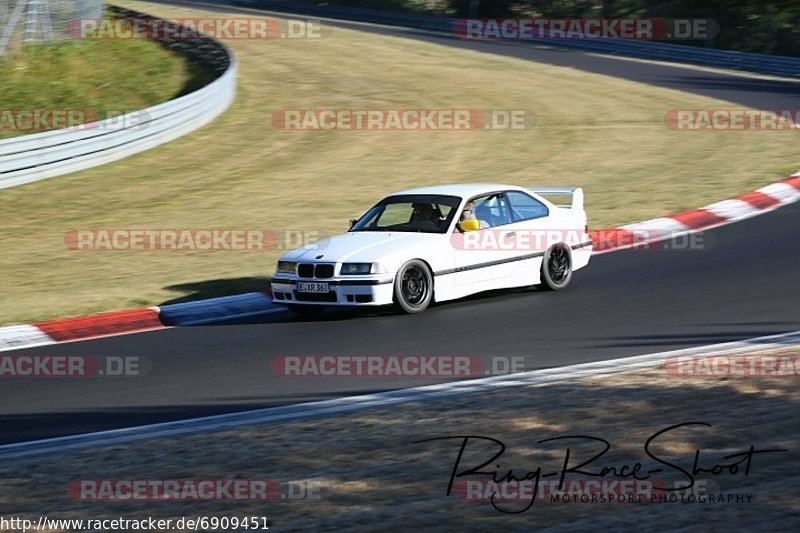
[539,243,572,290]
[393,260,433,314]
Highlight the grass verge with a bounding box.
[0,0,798,324]
[0,17,200,139]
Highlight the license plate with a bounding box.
[297,282,329,293]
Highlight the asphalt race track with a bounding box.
[2,2,799,444]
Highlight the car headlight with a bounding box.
[340,262,386,275]
[276,260,297,274]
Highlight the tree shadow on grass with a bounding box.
[0,376,797,527]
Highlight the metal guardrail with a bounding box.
[0,15,238,190]
[0,0,105,55]
[238,0,800,78]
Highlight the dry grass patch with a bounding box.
[0,0,798,324]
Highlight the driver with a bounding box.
[411,203,444,227]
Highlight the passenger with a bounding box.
[460,200,489,229]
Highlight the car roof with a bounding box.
[391,183,527,199]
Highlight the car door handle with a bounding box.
[505,232,516,238]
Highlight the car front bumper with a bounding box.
[270,276,395,306]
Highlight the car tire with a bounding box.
[393,259,433,314]
[539,243,573,291]
[286,304,325,316]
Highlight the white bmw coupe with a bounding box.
[271,184,592,314]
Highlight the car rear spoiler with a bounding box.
[529,187,584,210]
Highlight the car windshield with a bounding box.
[350,194,462,234]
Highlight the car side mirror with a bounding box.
[458,219,480,232]
[349,219,357,229]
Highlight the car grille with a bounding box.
[298,264,314,278]
[315,264,334,278]
[298,263,334,279]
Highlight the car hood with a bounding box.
[281,231,442,263]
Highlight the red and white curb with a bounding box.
[1,173,799,352]
[0,308,164,352]
[590,173,800,253]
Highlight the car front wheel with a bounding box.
[393,260,433,313]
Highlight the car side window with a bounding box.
[473,194,512,228]
[505,191,549,222]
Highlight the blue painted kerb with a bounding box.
[159,292,278,326]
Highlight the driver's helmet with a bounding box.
[411,203,435,222]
